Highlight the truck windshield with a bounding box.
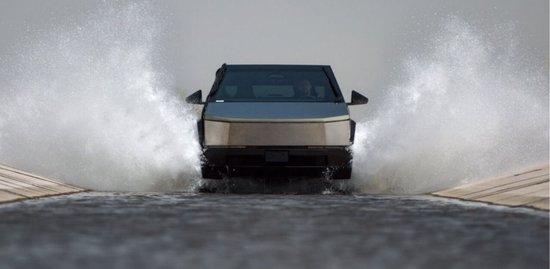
[211,69,337,102]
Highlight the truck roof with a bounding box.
[223,64,331,70]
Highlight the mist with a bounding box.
[0,2,201,191]
[0,0,547,192]
[351,17,548,193]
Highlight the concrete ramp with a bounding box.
[0,164,85,204]
[433,165,549,210]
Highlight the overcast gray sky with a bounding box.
[0,0,547,112]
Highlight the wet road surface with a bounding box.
[0,192,548,269]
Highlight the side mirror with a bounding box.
[186,90,203,104]
[347,90,369,105]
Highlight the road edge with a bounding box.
[432,164,549,211]
[0,164,86,204]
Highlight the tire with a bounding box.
[201,165,223,179]
[331,163,352,179]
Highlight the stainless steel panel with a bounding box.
[204,102,350,122]
[204,120,350,146]
[324,120,351,145]
[204,121,230,145]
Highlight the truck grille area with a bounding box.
[203,147,351,168]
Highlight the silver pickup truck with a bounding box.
[186,64,368,179]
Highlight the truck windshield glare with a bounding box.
[212,69,337,102]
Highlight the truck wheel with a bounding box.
[331,164,352,179]
[201,165,223,179]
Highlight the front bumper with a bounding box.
[201,146,352,178]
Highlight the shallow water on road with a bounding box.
[0,193,547,269]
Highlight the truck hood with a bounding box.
[203,102,349,122]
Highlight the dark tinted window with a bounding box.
[211,69,337,102]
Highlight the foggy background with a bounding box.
[0,0,547,114]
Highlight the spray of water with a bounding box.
[351,17,549,194]
[0,5,546,195]
[0,2,201,191]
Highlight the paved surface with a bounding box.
[433,165,549,210]
[0,192,547,269]
[0,164,85,203]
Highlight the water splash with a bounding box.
[351,17,549,194]
[0,2,201,191]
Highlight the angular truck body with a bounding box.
[186,64,368,179]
